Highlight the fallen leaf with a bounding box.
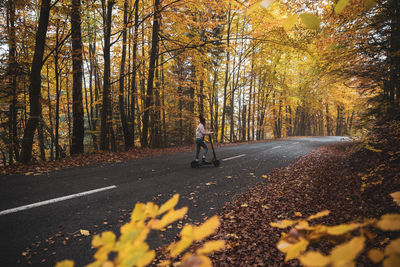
[80,230,90,236]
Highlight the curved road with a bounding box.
[0,137,347,266]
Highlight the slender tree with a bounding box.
[20,0,52,163]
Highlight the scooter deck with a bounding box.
[190,159,220,168]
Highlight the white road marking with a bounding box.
[222,154,246,161]
[0,185,117,216]
[270,146,281,150]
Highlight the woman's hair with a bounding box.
[199,115,206,126]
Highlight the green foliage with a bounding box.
[56,194,224,267]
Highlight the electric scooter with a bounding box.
[191,134,220,168]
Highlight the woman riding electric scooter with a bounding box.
[194,115,213,163]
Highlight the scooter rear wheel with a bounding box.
[212,159,220,167]
[191,161,198,168]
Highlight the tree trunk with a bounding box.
[38,116,46,161]
[7,0,19,164]
[130,0,139,147]
[118,0,133,149]
[141,0,160,147]
[20,0,51,163]
[100,0,115,150]
[71,0,85,154]
[46,65,54,160]
[220,7,231,143]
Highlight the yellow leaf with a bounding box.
[377,214,400,231]
[144,202,159,218]
[102,261,114,267]
[284,15,298,31]
[299,251,331,267]
[296,220,314,230]
[158,260,171,266]
[260,0,275,9]
[151,207,188,230]
[261,174,268,179]
[226,176,232,179]
[330,236,365,264]
[294,212,302,217]
[367,249,384,263]
[334,0,350,14]
[365,0,377,10]
[118,242,149,266]
[131,203,146,222]
[365,144,382,153]
[158,194,179,215]
[193,216,220,241]
[55,260,74,267]
[307,210,330,220]
[94,245,113,261]
[277,240,292,253]
[85,261,102,267]
[383,254,400,267]
[270,219,296,229]
[241,203,248,207]
[198,255,212,267]
[168,236,193,257]
[92,231,116,248]
[285,239,309,261]
[299,13,321,30]
[324,223,361,235]
[80,230,90,236]
[196,240,225,254]
[390,192,400,206]
[385,238,400,255]
[136,250,155,267]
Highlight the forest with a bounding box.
[2,0,397,165]
[1,0,400,266]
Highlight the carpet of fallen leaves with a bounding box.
[204,128,400,265]
[0,140,268,176]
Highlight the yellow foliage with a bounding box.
[151,207,188,230]
[57,195,223,267]
[283,14,298,31]
[390,192,400,206]
[323,223,361,235]
[377,214,400,231]
[385,238,400,255]
[383,254,400,267]
[55,260,74,267]
[284,238,309,262]
[367,249,384,263]
[157,194,179,215]
[92,231,116,248]
[299,251,331,267]
[193,216,220,241]
[196,240,225,254]
[270,219,296,229]
[330,236,365,265]
[307,210,330,220]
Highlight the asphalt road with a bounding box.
[0,137,348,266]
